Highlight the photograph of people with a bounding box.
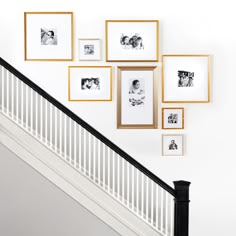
[41,28,57,45]
[169,140,178,150]
[178,71,194,87]
[128,79,145,107]
[81,78,100,90]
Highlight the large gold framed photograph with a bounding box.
[117,66,157,129]
[106,20,159,62]
[162,54,211,103]
[68,66,112,102]
[24,12,74,61]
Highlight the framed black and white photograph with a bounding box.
[162,55,210,103]
[68,66,112,101]
[78,39,101,61]
[162,108,184,130]
[162,135,184,156]
[24,12,73,61]
[106,20,159,62]
[117,67,157,129]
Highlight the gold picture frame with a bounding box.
[117,66,157,129]
[162,107,184,130]
[106,20,159,62]
[24,12,74,61]
[68,66,112,102]
[162,54,211,103]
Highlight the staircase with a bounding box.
[0,57,190,236]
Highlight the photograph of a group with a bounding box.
[68,66,112,101]
[106,20,159,62]
[117,67,157,129]
[162,55,210,103]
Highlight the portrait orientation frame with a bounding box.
[162,107,184,130]
[106,20,159,62]
[162,54,211,103]
[78,38,101,61]
[162,134,184,156]
[68,66,112,102]
[24,12,74,61]
[117,66,157,129]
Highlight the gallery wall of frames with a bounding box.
[24,12,211,157]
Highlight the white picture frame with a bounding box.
[117,66,157,129]
[106,20,159,62]
[24,12,74,61]
[78,39,101,61]
[162,107,184,130]
[162,135,184,156]
[162,55,211,103]
[68,66,112,102]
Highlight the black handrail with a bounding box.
[0,57,176,196]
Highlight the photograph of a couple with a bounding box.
[120,34,144,50]
[168,113,178,124]
[81,78,100,90]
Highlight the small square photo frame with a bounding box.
[162,54,211,103]
[162,107,184,130]
[78,39,101,61]
[162,134,184,156]
[68,66,112,102]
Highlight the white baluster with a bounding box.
[49,103,53,148]
[35,92,38,137]
[25,85,28,129]
[127,162,130,207]
[132,165,134,211]
[78,125,82,171]
[117,155,120,200]
[107,148,110,192]
[74,122,77,168]
[0,66,3,112]
[11,74,14,118]
[6,69,9,116]
[64,114,67,160]
[40,96,43,141]
[141,173,144,219]
[146,177,149,222]
[83,129,87,174]
[21,80,24,126]
[88,132,91,178]
[151,181,154,226]
[30,89,33,133]
[165,191,168,235]
[16,78,19,122]
[59,110,63,157]
[156,185,159,230]
[97,139,101,186]
[170,195,174,236]
[136,170,139,215]
[102,143,106,189]
[69,118,72,163]
[112,152,115,196]
[160,188,163,233]
[93,136,96,181]
[55,107,58,151]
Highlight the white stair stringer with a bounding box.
[0,112,163,236]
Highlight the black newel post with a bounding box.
[174,180,191,236]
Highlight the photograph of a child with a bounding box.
[84,45,94,55]
[81,78,100,90]
[178,70,194,87]
[120,34,144,50]
[41,28,58,45]
[128,79,145,107]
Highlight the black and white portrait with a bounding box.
[84,45,94,55]
[41,28,58,45]
[81,78,100,90]
[169,140,178,150]
[178,71,194,87]
[128,79,145,107]
[168,113,178,124]
[120,34,144,50]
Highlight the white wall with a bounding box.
[1,0,236,235]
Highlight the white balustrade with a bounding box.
[0,65,175,236]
